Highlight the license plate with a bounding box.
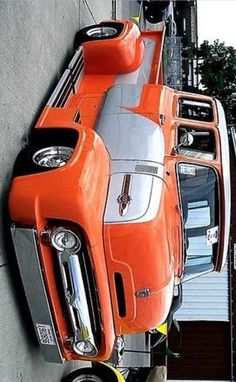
[36,324,56,346]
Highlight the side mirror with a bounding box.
[171,131,194,155]
[179,131,194,146]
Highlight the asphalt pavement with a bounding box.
[0,1,117,381]
[0,0,151,380]
[0,0,152,380]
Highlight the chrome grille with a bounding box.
[79,251,101,334]
[57,248,101,355]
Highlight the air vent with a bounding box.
[114,273,126,317]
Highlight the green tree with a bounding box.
[196,40,236,124]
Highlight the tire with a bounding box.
[74,22,124,50]
[61,368,104,382]
[143,1,162,24]
[61,365,123,382]
[143,1,170,24]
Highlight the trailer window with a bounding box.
[178,98,213,122]
[177,163,220,281]
[177,126,216,160]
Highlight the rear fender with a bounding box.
[83,20,144,75]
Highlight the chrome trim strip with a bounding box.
[58,251,98,357]
[68,47,84,93]
[47,69,71,106]
[68,47,83,70]
[215,100,231,270]
[10,226,64,363]
[47,47,84,107]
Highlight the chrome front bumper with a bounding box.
[10,226,64,363]
[11,226,99,363]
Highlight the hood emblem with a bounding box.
[135,288,151,298]
[117,174,132,216]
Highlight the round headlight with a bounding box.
[73,340,97,356]
[51,227,81,252]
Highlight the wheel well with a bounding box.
[74,21,124,49]
[13,128,78,176]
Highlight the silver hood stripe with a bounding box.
[96,84,165,225]
[97,110,164,163]
[102,84,143,113]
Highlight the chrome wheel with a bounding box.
[71,375,103,382]
[86,26,117,38]
[32,146,73,168]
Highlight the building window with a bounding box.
[178,98,214,122]
[231,126,236,157]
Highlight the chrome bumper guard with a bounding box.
[10,226,64,363]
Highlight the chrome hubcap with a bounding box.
[86,26,117,38]
[32,146,73,168]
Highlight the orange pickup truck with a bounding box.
[9,20,231,363]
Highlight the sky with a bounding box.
[198,0,236,47]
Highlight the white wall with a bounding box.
[175,262,229,321]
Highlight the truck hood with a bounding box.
[97,84,174,333]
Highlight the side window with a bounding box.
[177,163,219,281]
[177,126,216,160]
[185,200,211,229]
[178,98,214,122]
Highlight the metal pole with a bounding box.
[112,0,116,20]
[229,223,234,381]
[124,349,151,355]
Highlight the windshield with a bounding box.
[177,163,220,281]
